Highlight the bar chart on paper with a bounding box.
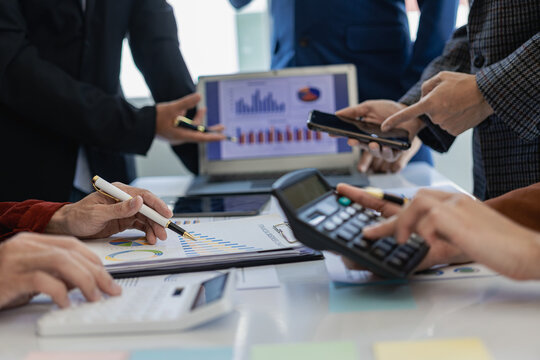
[178,233,263,257]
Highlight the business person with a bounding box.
[0,183,172,310]
[337,182,540,280]
[338,0,540,199]
[0,0,223,203]
[229,0,459,172]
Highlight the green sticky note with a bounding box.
[329,282,416,313]
[130,347,232,360]
[251,341,357,360]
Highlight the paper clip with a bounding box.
[273,222,297,244]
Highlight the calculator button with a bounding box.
[338,211,351,220]
[405,239,421,250]
[387,257,404,268]
[410,234,424,245]
[356,213,370,222]
[352,203,363,211]
[323,221,337,232]
[343,223,361,235]
[399,244,416,255]
[374,240,394,253]
[338,197,352,206]
[348,218,366,229]
[380,237,397,247]
[352,238,369,250]
[371,247,387,259]
[316,198,340,216]
[394,251,410,261]
[331,216,344,226]
[308,215,327,226]
[336,228,355,242]
[345,207,356,215]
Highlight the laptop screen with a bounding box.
[205,73,351,161]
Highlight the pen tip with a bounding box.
[183,232,197,241]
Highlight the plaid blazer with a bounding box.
[400,0,540,200]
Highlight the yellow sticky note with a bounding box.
[374,338,492,360]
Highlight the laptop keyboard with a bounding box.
[208,168,353,183]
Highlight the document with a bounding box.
[84,215,318,276]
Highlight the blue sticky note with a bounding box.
[329,282,416,313]
[130,347,232,360]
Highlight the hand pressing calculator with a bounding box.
[272,169,429,278]
[37,270,235,336]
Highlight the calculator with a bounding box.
[271,169,429,278]
[37,270,236,336]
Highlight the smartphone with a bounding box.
[307,110,411,150]
[161,194,270,217]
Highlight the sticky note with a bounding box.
[25,352,128,360]
[374,338,493,360]
[329,282,416,313]
[251,341,357,360]
[130,347,232,360]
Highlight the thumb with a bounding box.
[381,102,427,131]
[103,196,143,221]
[336,102,371,119]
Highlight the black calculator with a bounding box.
[271,168,429,278]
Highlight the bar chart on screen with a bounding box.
[235,126,323,145]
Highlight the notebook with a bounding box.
[187,64,368,196]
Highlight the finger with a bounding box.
[191,107,207,125]
[98,196,143,221]
[357,151,374,173]
[370,157,385,173]
[336,183,401,217]
[348,138,361,147]
[171,93,201,114]
[38,235,102,266]
[170,127,227,142]
[381,102,428,131]
[367,142,383,158]
[336,102,371,120]
[380,146,398,162]
[378,160,391,173]
[421,74,442,97]
[72,253,121,297]
[25,271,70,308]
[135,220,158,244]
[363,216,398,240]
[115,184,173,219]
[208,124,225,132]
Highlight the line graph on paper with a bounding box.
[178,232,263,257]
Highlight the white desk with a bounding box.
[2,164,539,360]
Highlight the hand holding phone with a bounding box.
[307,110,411,150]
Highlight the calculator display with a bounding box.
[191,273,229,310]
[281,175,328,210]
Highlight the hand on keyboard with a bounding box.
[0,233,121,310]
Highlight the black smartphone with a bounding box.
[161,194,270,217]
[307,110,411,150]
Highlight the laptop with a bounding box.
[186,64,369,196]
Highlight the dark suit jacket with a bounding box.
[230,0,459,164]
[400,0,540,200]
[0,0,195,202]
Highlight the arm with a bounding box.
[0,201,66,241]
[476,32,540,142]
[401,0,459,91]
[399,26,471,153]
[0,1,155,155]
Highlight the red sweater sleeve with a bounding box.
[0,200,68,241]
[485,183,540,232]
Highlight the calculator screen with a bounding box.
[281,175,329,210]
[191,273,228,310]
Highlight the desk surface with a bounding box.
[2,164,538,360]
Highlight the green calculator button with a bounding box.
[338,197,352,206]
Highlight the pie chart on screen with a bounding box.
[298,87,321,102]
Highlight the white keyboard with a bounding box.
[37,270,235,337]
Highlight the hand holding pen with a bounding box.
[91,176,196,241]
[175,116,237,142]
[155,93,227,145]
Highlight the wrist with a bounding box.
[44,204,72,235]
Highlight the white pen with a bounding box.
[91,175,196,240]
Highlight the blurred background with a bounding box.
[122,0,473,192]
